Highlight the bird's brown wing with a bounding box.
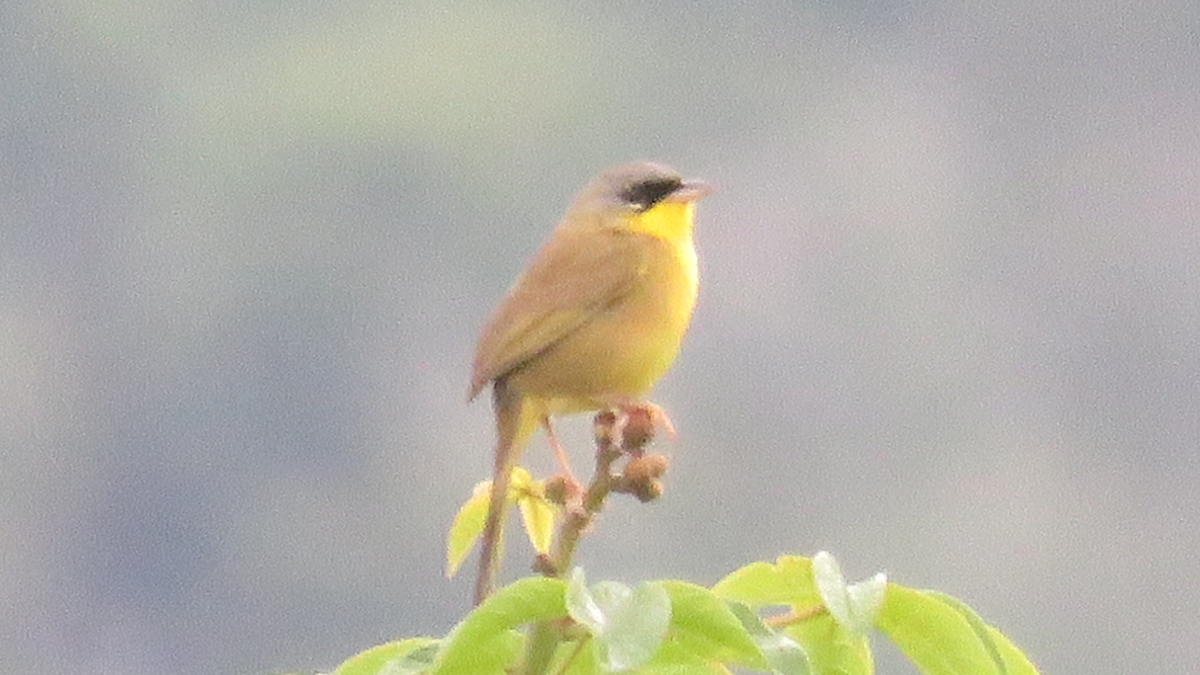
[469,227,645,399]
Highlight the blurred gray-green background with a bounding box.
[4,1,1199,673]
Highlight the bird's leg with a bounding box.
[541,416,580,488]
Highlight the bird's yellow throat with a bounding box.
[628,200,697,244]
[628,200,700,293]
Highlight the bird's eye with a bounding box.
[621,177,682,211]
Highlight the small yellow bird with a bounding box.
[469,161,712,604]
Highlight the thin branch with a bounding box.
[519,407,661,675]
[764,604,828,628]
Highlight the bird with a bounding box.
[468,161,712,604]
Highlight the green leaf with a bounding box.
[984,625,1039,675]
[565,570,671,672]
[446,467,556,576]
[333,638,437,675]
[875,584,1000,675]
[923,591,1040,675]
[784,612,873,675]
[635,639,731,674]
[566,568,605,632]
[559,639,602,675]
[445,482,491,578]
[431,576,567,675]
[812,551,886,635]
[715,554,867,675]
[516,485,557,554]
[509,468,557,554]
[712,556,821,608]
[602,581,672,672]
[657,580,770,670]
[727,602,811,675]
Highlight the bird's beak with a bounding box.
[666,179,715,203]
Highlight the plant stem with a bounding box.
[520,620,561,675]
[519,412,630,674]
[547,436,622,575]
[764,604,828,627]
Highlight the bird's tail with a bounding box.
[474,380,539,605]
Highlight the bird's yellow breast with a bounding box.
[629,200,699,293]
[507,201,699,407]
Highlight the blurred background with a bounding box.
[3,1,1199,673]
